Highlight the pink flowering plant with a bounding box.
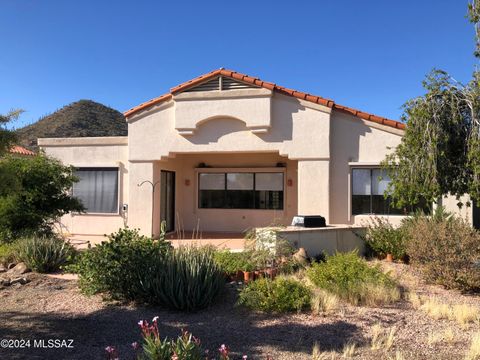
[105,316,255,360]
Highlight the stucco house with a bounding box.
[38,69,473,247]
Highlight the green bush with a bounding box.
[238,277,312,313]
[306,251,400,306]
[143,246,225,311]
[405,212,480,292]
[214,250,255,273]
[0,155,84,241]
[75,227,171,298]
[364,217,406,259]
[0,242,15,266]
[14,235,76,273]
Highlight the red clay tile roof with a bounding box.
[9,145,35,156]
[124,69,405,130]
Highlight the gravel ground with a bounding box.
[0,263,479,359]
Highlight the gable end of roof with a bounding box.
[124,69,405,131]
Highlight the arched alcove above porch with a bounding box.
[173,87,273,135]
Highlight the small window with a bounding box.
[198,172,284,210]
[73,168,119,213]
[352,168,429,215]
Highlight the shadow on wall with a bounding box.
[329,112,373,225]
[185,98,304,145]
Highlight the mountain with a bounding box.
[16,100,128,149]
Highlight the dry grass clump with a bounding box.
[465,332,480,360]
[361,282,401,307]
[311,342,356,359]
[311,289,340,315]
[370,323,396,351]
[420,299,451,320]
[388,351,405,360]
[342,342,356,358]
[408,293,479,328]
[312,343,337,360]
[453,304,480,327]
[427,328,456,345]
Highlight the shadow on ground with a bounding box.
[0,284,364,360]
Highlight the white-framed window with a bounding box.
[198,172,284,210]
[73,167,119,214]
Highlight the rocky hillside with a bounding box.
[16,100,127,149]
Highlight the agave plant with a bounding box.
[14,235,76,273]
[146,246,225,311]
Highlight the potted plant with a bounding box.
[241,261,255,283]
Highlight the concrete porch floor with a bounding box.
[166,231,246,251]
[68,231,246,251]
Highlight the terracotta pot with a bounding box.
[243,271,254,283]
[386,253,394,262]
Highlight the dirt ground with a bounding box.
[1,262,479,360]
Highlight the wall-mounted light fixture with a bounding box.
[185,179,191,186]
[287,178,293,187]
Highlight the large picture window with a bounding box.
[199,172,284,210]
[352,168,429,215]
[73,168,119,213]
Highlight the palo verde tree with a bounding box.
[382,1,480,208]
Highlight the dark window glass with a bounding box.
[198,172,284,209]
[226,190,255,208]
[352,168,430,215]
[255,190,284,210]
[199,190,225,208]
[352,195,371,215]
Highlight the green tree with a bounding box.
[0,155,84,241]
[382,1,480,208]
[0,109,23,156]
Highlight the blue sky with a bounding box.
[0,0,476,128]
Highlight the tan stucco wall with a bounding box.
[38,137,128,236]
[329,112,405,225]
[128,93,331,161]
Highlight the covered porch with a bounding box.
[148,152,299,237]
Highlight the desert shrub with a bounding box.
[142,246,225,311]
[306,251,400,306]
[238,276,312,313]
[0,242,15,266]
[364,217,406,259]
[405,212,480,292]
[14,235,76,273]
[214,250,255,273]
[75,227,171,298]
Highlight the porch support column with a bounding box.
[128,161,155,236]
[297,159,330,223]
